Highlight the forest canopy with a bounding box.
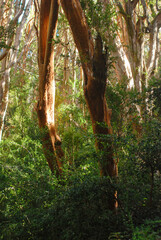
[0,0,161,239]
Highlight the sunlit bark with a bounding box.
[0,0,32,140]
[37,0,63,175]
[147,12,161,82]
[63,27,69,85]
[114,0,161,91]
[0,57,10,141]
[0,0,26,61]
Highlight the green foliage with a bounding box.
[80,0,117,47]
[0,130,55,240]
[47,177,131,240]
[0,149,131,240]
[1,18,161,239]
[148,78,161,117]
[106,81,143,134]
[1,72,161,239]
[0,19,17,49]
[138,119,161,172]
[106,79,161,228]
[1,108,161,239]
[132,220,161,240]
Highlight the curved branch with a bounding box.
[60,0,94,62]
[141,0,150,25]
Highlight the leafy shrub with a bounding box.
[132,220,161,240]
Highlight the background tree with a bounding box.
[0,0,33,140]
[113,0,161,92]
[0,1,161,239]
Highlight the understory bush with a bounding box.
[1,78,161,239]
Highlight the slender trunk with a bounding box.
[149,166,154,206]
[0,0,32,140]
[0,58,10,141]
[115,0,161,92]
[37,0,63,176]
[72,48,77,102]
[63,27,69,85]
[147,22,160,83]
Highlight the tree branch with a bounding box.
[0,0,27,61]
[152,10,161,28]
[131,0,139,10]
[60,0,94,65]
[116,0,127,18]
[141,0,150,25]
[5,0,26,33]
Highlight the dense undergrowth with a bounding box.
[0,78,161,240]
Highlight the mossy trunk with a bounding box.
[61,0,117,178]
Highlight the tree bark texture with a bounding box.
[115,0,161,91]
[61,0,117,178]
[37,0,63,176]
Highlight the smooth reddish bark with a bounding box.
[61,0,117,178]
[37,0,63,176]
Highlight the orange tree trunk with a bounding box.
[61,0,117,177]
[37,0,63,176]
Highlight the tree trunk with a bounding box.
[63,27,69,85]
[0,0,32,140]
[37,0,63,176]
[0,0,26,61]
[115,0,161,91]
[0,58,10,141]
[60,0,117,178]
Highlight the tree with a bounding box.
[0,0,33,141]
[60,0,117,178]
[37,0,117,181]
[36,0,63,176]
[113,0,161,92]
[0,0,26,61]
